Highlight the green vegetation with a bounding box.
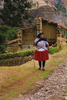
[0,46,60,60]
[0,44,67,100]
[50,47,59,54]
[0,0,32,27]
[45,1,48,4]
[55,0,66,13]
[0,25,19,53]
[0,26,8,53]
[0,49,35,60]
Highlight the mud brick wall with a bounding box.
[18,26,37,50]
[7,42,18,53]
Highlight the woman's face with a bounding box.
[40,34,44,39]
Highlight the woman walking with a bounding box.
[33,32,50,71]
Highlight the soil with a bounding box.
[13,59,67,100]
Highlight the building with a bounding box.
[5,39,18,52]
[6,17,67,53]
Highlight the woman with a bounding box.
[33,32,50,71]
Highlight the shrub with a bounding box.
[0,49,36,60]
[0,47,60,60]
[49,47,59,54]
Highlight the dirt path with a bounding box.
[13,59,67,100]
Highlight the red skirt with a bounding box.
[34,50,49,61]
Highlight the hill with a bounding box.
[47,0,67,9]
[23,5,67,27]
[31,0,67,9]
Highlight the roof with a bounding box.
[35,17,67,30]
[5,39,18,45]
[17,25,36,31]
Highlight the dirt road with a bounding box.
[14,59,67,100]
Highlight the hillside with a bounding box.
[31,0,67,9]
[23,5,67,27]
[47,0,67,9]
[0,0,67,26]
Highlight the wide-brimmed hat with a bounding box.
[37,32,44,37]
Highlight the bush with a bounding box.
[0,25,19,53]
[0,49,36,60]
[0,47,60,60]
[49,47,59,54]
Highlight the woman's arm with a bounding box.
[47,44,50,53]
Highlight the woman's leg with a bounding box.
[38,61,41,70]
[43,61,46,71]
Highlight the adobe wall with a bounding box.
[18,26,37,50]
[22,27,37,43]
[7,42,18,53]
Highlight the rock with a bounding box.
[65,96,67,100]
[5,77,7,79]
[48,90,53,95]
[19,94,22,98]
[62,85,66,87]
[45,87,49,91]
[13,59,67,100]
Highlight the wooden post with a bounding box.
[37,17,42,33]
[57,30,62,47]
[65,30,66,42]
[18,30,22,51]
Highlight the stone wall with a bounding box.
[18,26,37,50]
[7,42,18,53]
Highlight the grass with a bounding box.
[5,98,13,100]
[4,68,53,100]
[5,89,19,100]
[39,68,54,79]
[0,43,67,100]
[3,59,7,66]
[54,59,65,66]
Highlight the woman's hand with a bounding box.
[48,49,50,53]
[47,44,50,53]
[33,41,35,46]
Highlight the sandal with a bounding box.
[42,68,45,71]
[39,68,41,70]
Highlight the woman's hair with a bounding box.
[37,32,44,38]
[37,34,40,38]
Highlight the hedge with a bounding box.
[0,47,59,60]
[0,49,36,60]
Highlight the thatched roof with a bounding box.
[17,25,36,31]
[5,39,18,45]
[35,17,67,30]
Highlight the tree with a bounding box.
[0,26,8,53]
[0,0,32,27]
[45,1,48,4]
[36,1,39,8]
[7,27,19,41]
[55,0,66,13]
[0,25,19,53]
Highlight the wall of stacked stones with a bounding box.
[7,42,18,53]
[18,26,37,50]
